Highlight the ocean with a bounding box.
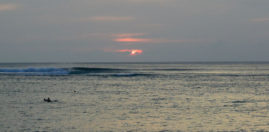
[0,62,269,131]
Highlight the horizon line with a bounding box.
[0,61,269,64]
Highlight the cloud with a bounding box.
[116,49,143,56]
[0,4,18,11]
[112,33,158,43]
[126,0,163,2]
[250,18,269,22]
[112,33,146,38]
[120,0,175,4]
[87,16,135,22]
[112,33,149,43]
[148,38,202,43]
[59,32,206,46]
[113,33,204,44]
[114,38,152,43]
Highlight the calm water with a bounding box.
[0,63,269,131]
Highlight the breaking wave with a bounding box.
[0,68,69,76]
[0,67,148,77]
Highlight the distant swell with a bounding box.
[0,68,69,76]
[152,69,197,71]
[70,67,124,74]
[213,74,269,77]
[94,73,153,77]
[0,67,143,77]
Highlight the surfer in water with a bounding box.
[44,97,52,102]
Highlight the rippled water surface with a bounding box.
[0,63,269,131]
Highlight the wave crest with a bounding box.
[0,67,143,77]
[0,68,69,75]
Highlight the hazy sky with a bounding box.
[1,0,269,62]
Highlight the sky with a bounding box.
[0,0,269,62]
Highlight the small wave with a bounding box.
[214,74,269,77]
[109,73,151,77]
[69,67,124,74]
[0,68,69,76]
[0,67,126,76]
[0,67,159,77]
[82,73,153,77]
[152,69,197,71]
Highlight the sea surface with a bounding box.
[0,62,269,131]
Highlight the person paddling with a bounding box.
[44,97,52,102]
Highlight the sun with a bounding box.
[116,49,143,56]
[130,49,142,56]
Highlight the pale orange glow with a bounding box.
[250,18,269,22]
[89,16,135,21]
[113,33,146,38]
[0,4,17,11]
[114,38,151,43]
[113,34,201,44]
[117,49,143,56]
